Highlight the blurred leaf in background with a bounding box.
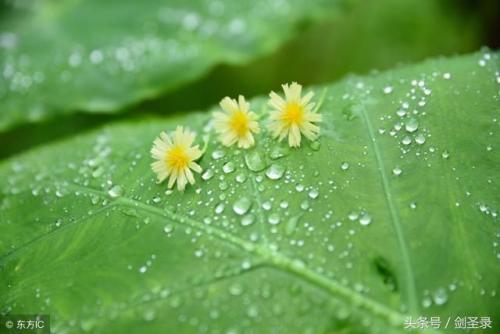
[0,0,496,159]
[0,0,338,131]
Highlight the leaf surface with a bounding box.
[0,0,334,131]
[1,51,499,333]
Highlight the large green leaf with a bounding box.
[1,51,499,333]
[0,0,336,131]
[0,0,485,135]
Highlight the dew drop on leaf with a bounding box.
[108,185,122,198]
[201,168,214,181]
[240,214,255,226]
[392,167,403,176]
[223,161,235,174]
[236,172,247,183]
[244,150,267,172]
[309,141,321,151]
[268,213,280,225]
[308,189,319,199]
[405,118,419,133]
[163,224,174,234]
[415,133,426,145]
[433,288,448,305]
[359,213,372,226]
[265,164,285,180]
[233,197,252,216]
[211,150,225,160]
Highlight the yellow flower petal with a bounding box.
[150,126,203,192]
[267,82,321,147]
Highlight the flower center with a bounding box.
[166,146,189,170]
[282,102,304,126]
[230,111,250,137]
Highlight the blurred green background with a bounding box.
[0,0,498,159]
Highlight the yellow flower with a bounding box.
[150,126,203,192]
[213,95,260,149]
[268,82,322,147]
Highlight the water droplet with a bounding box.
[392,167,402,176]
[341,162,350,170]
[268,213,280,225]
[229,283,243,296]
[265,164,285,180]
[422,296,432,308]
[245,151,266,172]
[443,72,451,80]
[300,200,310,211]
[308,189,319,199]
[401,136,412,145]
[194,249,204,258]
[309,141,321,151]
[139,266,147,274]
[415,133,426,145]
[295,183,305,192]
[236,172,247,183]
[348,211,359,221]
[405,118,419,133]
[433,288,448,305]
[359,214,372,226]
[90,49,104,64]
[442,150,450,159]
[410,202,417,209]
[223,162,235,174]
[383,86,393,94]
[212,150,225,160]
[164,224,174,234]
[202,169,214,180]
[396,109,407,117]
[270,146,289,160]
[108,185,122,198]
[215,203,225,214]
[233,197,252,216]
[241,214,255,226]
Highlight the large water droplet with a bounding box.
[433,288,448,305]
[359,213,372,226]
[241,214,255,226]
[212,150,225,160]
[233,197,252,216]
[163,224,174,234]
[269,146,289,160]
[223,162,235,174]
[202,168,214,180]
[405,118,419,133]
[309,141,321,151]
[341,162,350,170]
[308,189,319,199]
[392,167,402,176]
[108,185,122,198]
[245,151,266,172]
[415,134,426,145]
[268,213,281,225]
[265,164,285,180]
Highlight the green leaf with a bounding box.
[1,51,499,333]
[0,0,485,135]
[0,0,335,131]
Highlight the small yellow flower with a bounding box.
[213,95,260,149]
[268,82,322,147]
[150,126,203,192]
